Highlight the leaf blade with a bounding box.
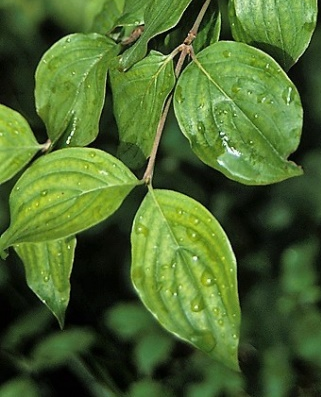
[1,148,139,249]
[0,105,41,184]
[228,0,318,70]
[174,41,303,185]
[131,189,240,370]
[14,236,76,328]
[119,0,193,70]
[110,51,175,168]
[35,33,119,147]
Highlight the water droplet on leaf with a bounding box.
[282,86,294,105]
[135,223,149,236]
[191,331,216,352]
[191,295,205,312]
[201,268,215,286]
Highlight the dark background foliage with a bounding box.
[0,1,321,396]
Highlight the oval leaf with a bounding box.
[0,105,41,184]
[110,51,175,168]
[0,148,139,250]
[131,189,240,371]
[35,33,119,147]
[228,0,318,70]
[14,237,76,328]
[119,0,193,70]
[174,41,303,185]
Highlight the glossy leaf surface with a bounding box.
[119,0,193,70]
[193,1,221,54]
[116,0,149,27]
[110,51,175,168]
[228,0,318,70]
[174,41,303,185]
[14,237,76,328]
[0,105,41,184]
[0,148,139,250]
[131,189,240,370]
[35,33,119,147]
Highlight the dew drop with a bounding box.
[43,275,50,283]
[282,86,294,105]
[192,255,199,262]
[41,190,48,196]
[232,333,237,340]
[191,331,216,352]
[223,50,231,58]
[213,307,220,315]
[90,152,96,158]
[175,85,185,104]
[135,222,149,236]
[218,319,224,326]
[201,268,215,287]
[231,84,241,94]
[186,228,200,241]
[71,71,76,76]
[190,295,205,312]
[257,94,267,104]
[66,37,71,43]
[197,121,205,134]
[253,113,258,119]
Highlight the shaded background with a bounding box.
[0,1,321,396]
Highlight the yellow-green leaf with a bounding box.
[35,33,119,147]
[131,189,240,370]
[0,105,41,184]
[174,41,303,185]
[0,148,139,251]
[14,237,76,328]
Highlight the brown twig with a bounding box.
[143,0,211,183]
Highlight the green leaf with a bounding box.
[0,377,39,397]
[0,104,41,184]
[110,51,175,168]
[193,1,221,54]
[31,328,95,371]
[116,0,149,27]
[131,189,240,371]
[35,33,119,148]
[89,0,125,34]
[119,0,193,70]
[134,332,174,375]
[14,236,76,328]
[174,41,303,185]
[0,148,139,250]
[105,302,156,340]
[228,0,318,71]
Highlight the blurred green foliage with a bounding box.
[0,1,321,396]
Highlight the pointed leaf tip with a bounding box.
[15,237,77,328]
[131,189,241,370]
